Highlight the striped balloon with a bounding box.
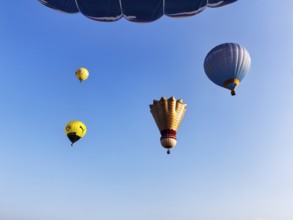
[38,0,237,23]
[204,43,251,96]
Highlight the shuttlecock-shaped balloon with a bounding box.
[150,97,187,154]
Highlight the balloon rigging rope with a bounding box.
[119,0,124,16]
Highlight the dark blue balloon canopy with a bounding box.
[38,0,238,22]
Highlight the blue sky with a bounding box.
[0,1,293,220]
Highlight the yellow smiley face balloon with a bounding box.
[65,120,87,146]
[75,67,89,82]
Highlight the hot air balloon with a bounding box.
[38,0,238,23]
[204,43,251,96]
[65,120,87,146]
[150,97,186,154]
[76,67,89,83]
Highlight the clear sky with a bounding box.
[0,1,293,220]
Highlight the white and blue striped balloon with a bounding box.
[204,43,251,96]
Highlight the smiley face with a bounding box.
[65,121,87,137]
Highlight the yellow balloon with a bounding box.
[75,67,89,82]
[65,120,87,146]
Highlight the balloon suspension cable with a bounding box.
[167,149,170,154]
[71,143,73,147]
[231,90,236,96]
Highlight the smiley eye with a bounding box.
[66,126,71,131]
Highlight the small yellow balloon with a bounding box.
[65,120,87,146]
[75,67,89,82]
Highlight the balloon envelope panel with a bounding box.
[38,0,238,22]
[39,0,79,13]
[76,0,122,21]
